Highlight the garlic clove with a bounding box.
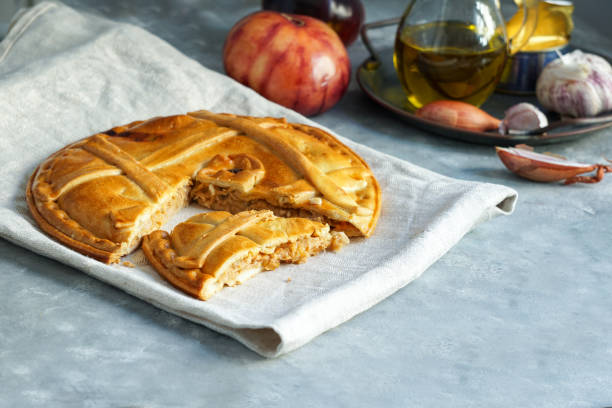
[499,103,549,135]
[415,100,501,132]
[496,145,596,182]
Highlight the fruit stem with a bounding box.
[281,13,305,26]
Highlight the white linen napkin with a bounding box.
[0,2,517,357]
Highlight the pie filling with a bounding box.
[190,183,363,237]
[199,232,347,300]
[121,180,191,259]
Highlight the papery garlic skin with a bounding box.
[499,103,548,134]
[536,50,612,117]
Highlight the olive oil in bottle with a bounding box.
[394,21,508,110]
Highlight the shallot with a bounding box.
[496,144,612,184]
[415,100,501,132]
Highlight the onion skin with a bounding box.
[496,146,612,184]
[416,100,501,132]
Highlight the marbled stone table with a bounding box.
[2,1,611,406]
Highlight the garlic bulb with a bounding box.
[499,103,549,134]
[536,50,612,117]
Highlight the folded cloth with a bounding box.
[0,2,517,357]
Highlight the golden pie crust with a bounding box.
[26,110,381,264]
[142,210,348,300]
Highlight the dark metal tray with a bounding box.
[356,18,612,146]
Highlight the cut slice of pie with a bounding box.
[27,110,380,263]
[142,210,348,300]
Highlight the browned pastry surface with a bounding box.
[142,210,349,300]
[27,110,381,263]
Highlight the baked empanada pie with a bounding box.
[142,210,348,300]
[27,110,380,263]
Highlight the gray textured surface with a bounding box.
[1,0,612,406]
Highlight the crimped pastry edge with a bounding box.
[26,166,120,263]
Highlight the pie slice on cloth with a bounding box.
[142,210,348,300]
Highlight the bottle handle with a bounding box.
[508,0,539,55]
[550,2,574,35]
[360,17,401,64]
